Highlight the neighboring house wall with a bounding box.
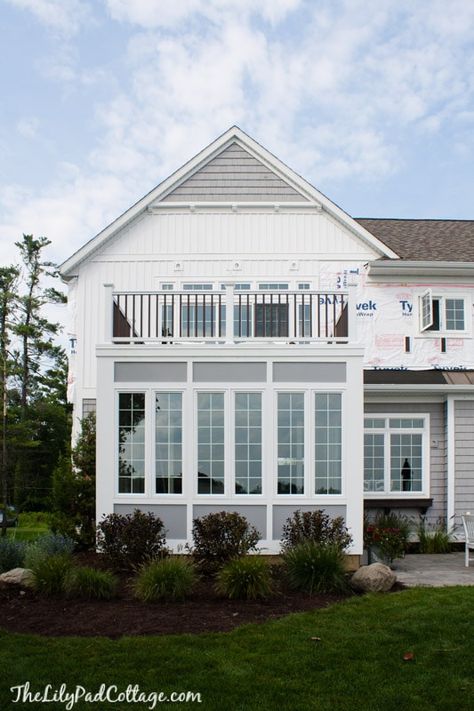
[454,400,474,523]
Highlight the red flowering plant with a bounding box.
[364,513,410,564]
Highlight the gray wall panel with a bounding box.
[113,504,187,539]
[164,144,308,203]
[455,400,474,524]
[272,505,346,540]
[193,362,266,382]
[114,362,187,382]
[273,362,346,383]
[193,505,266,538]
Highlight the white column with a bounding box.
[95,355,115,528]
[447,396,456,527]
[103,283,114,343]
[224,284,235,343]
[344,354,364,555]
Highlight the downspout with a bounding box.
[446,396,455,529]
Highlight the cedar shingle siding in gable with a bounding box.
[356,218,474,261]
[163,143,308,202]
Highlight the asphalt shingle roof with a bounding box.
[355,218,474,262]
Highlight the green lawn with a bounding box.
[6,512,50,542]
[1,587,474,710]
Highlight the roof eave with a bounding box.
[368,260,474,278]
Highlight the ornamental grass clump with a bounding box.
[0,538,26,573]
[216,556,273,600]
[417,516,452,554]
[190,511,260,574]
[64,566,118,600]
[30,553,73,596]
[283,542,348,595]
[281,509,352,552]
[134,557,197,602]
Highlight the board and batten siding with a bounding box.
[454,400,474,522]
[163,144,308,202]
[364,402,447,523]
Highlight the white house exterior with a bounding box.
[60,127,474,562]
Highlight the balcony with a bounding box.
[110,288,351,345]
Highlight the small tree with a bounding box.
[50,413,96,548]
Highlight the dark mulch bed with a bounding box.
[0,553,350,638]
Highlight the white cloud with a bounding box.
[3,0,474,267]
[16,117,40,139]
[5,0,93,35]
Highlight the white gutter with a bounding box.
[365,383,474,393]
[368,260,474,278]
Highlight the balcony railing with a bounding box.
[111,289,350,344]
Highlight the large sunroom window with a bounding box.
[364,416,427,494]
[155,393,182,494]
[235,393,262,494]
[197,393,225,494]
[277,392,304,494]
[315,393,342,494]
[118,393,145,494]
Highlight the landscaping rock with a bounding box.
[351,563,396,592]
[0,568,35,588]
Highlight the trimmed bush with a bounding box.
[134,557,197,602]
[190,511,260,574]
[64,566,118,600]
[97,510,168,571]
[216,556,273,600]
[30,553,73,596]
[281,509,352,552]
[283,542,348,595]
[0,539,26,573]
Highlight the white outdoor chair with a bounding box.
[461,513,474,567]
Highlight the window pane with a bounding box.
[364,418,385,428]
[389,418,424,429]
[277,393,304,494]
[390,434,423,492]
[198,393,225,494]
[155,393,182,494]
[445,299,465,330]
[315,393,342,494]
[234,393,262,495]
[364,434,385,492]
[255,303,289,337]
[118,392,145,494]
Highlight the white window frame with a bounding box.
[115,390,148,497]
[363,414,430,498]
[153,390,185,497]
[418,291,471,335]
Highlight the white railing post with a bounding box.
[103,283,114,343]
[224,284,235,343]
[347,283,358,343]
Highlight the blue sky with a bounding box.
[2,0,474,266]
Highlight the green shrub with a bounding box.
[30,553,73,596]
[64,566,118,600]
[364,512,411,563]
[283,542,348,595]
[97,510,168,571]
[134,557,197,602]
[281,509,352,552]
[216,556,273,600]
[418,517,452,554]
[0,539,26,573]
[24,533,75,570]
[190,511,260,574]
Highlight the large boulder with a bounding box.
[351,563,396,592]
[0,567,35,588]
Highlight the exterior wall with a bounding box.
[454,400,474,523]
[364,401,447,524]
[164,144,307,202]
[68,207,377,417]
[96,346,364,554]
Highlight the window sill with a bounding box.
[364,497,433,511]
